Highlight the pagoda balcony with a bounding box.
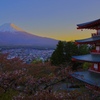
[91,50,100,54]
[89,66,100,74]
[91,33,100,37]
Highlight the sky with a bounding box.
[0,0,100,41]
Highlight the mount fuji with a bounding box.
[0,23,58,48]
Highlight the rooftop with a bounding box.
[71,71,100,87]
[77,19,100,29]
[72,54,100,63]
[75,36,100,44]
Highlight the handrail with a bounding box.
[91,50,100,53]
[91,33,100,37]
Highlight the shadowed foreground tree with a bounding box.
[0,53,99,99]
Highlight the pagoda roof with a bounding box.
[77,19,100,29]
[75,36,100,44]
[71,71,100,87]
[72,54,100,63]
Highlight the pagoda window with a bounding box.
[94,63,98,70]
[96,46,100,51]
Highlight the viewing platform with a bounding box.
[91,50,100,54]
[91,33,100,37]
[89,67,100,74]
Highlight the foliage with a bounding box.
[12,88,99,100]
[0,53,27,72]
[50,41,66,65]
[0,53,99,99]
[82,62,92,70]
[0,53,71,99]
[77,44,90,55]
[27,62,57,78]
[50,41,90,66]
[0,89,18,100]
[31,58,43,64]
[72,62,83,70]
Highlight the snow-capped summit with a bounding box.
[0,23,58,48]
[0,23,25,32]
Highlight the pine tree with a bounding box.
[51,41,90,66]
[50,41,65,65]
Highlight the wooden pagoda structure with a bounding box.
[71,19,100,91]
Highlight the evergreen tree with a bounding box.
[51,41,90,66]
[50,41,65,65]
[77,44,90,55]
[64,41,78,62]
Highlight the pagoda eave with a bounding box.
[77,27,99,30]
[72,54,100,63]
[75,41,94,45]
[75,37,100,44]
[77,19,100,30]
[72,58,99,63]
[71,71,100,87]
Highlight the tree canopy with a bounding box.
[50,41,90,66]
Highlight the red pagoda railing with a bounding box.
[92,33,96,37]
[89,66,100,73]
[91,32,100,37]
[85,84,100,93]
[91,50,100,54]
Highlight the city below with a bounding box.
[0,47,54,64]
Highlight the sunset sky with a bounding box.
[0,0,100,41]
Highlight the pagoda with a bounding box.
[71,19,100,91]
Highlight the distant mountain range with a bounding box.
[0,23,58,49]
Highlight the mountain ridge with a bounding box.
[0,23,58,48]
